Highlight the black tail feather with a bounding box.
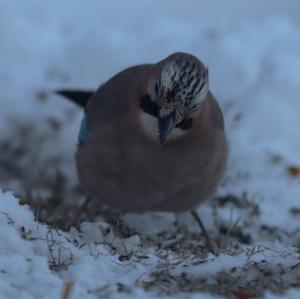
[56,90,94,108]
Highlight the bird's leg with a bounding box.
[190,210,217,255]
[67,196,93,229]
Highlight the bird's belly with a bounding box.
[76,133,226,214]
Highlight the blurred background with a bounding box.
[0,0,299,228]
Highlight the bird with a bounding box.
[57,52,228,252]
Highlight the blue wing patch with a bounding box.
[78,114,90,143]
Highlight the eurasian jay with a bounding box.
[57,52,228,252]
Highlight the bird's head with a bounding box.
[140,52,209,144]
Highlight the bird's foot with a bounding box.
[101,210,137,238]
[114,219,137,238]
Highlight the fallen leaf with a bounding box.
[234,292,257,299]
[287,166,300,177]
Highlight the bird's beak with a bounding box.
[158,112,176,145]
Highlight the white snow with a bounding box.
[1,0,300,298]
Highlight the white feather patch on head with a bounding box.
[158,60,209,110]
[159,62,181,93]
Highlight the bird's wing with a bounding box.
[55,90,95,109]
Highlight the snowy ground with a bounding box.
[1,1,300,298]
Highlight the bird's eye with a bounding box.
[166,90,176,101]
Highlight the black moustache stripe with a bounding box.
[139,94,159,117]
